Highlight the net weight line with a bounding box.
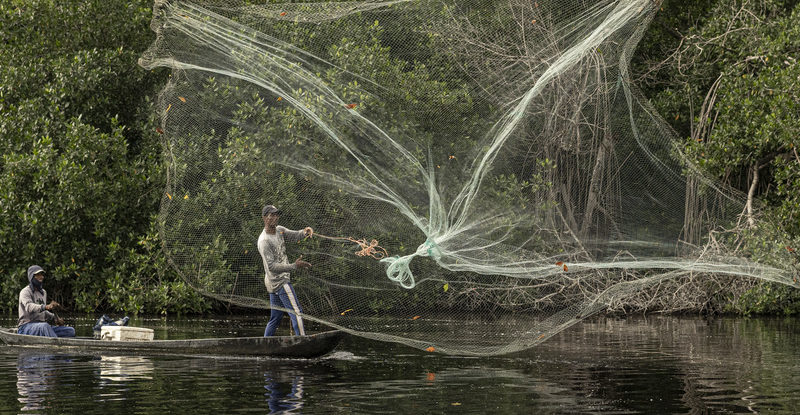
[313,233,389,260]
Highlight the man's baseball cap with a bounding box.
[261,205,281,216]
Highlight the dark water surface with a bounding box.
[0,315,798,414]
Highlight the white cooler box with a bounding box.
[100,326,154,342]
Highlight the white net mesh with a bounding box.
[139,0,797,355]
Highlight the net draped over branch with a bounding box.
[139,0,797,355]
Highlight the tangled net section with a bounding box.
[139,0,797,355]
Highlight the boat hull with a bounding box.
[0,328,343,358]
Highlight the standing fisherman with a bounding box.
[18,265,75,337]
[257,205,313,336]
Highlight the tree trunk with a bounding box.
[745,163,759,227]
[581,132,611,237]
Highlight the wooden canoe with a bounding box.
[0,328,343,358]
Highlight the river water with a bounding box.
[0,314,798,413]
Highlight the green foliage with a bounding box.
[151,9,501,314]
[728,283,800,315]
[642,1,800,236]
[101,219,211,315]
[723,223,800,315]
[635,0,800,313]
[0,0,209,314]
[1,0,797,317]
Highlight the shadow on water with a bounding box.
[0,315,799,413]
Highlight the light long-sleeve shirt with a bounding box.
[258,226,307,293]
[18,286,54,328]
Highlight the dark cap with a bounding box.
[261,205,281,217]
[27,265,45,282]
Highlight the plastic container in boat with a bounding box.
[100,326,154,341]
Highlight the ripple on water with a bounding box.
[1,315,800,413]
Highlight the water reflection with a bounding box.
[535,316,800,413]
[1,315,799,413]
[97,356,154,382]
[16,353,65,412]
[263,371,305,413]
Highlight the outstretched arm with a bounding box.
[281,226,313,243]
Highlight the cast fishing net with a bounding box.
[139,0,798,355]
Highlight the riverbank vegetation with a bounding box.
[1,0,797,316]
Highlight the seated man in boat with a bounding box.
[17,265,75,337]
[258,204,313,337]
